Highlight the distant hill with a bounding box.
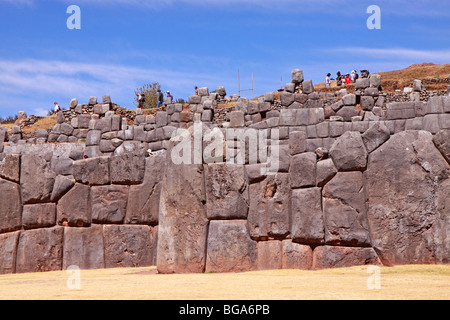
[315,63,450,93]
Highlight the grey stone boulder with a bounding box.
[0,178,22,233]
[110,154,145,185]
[0,154,20,183]
[103,225,155,268]
[316,158,337,187]
[73,157,110,185]
[125,153,166,225]
[57,183,91,227]
[22,203,56,230]
[291,69,304,84]
[329,131,368,171]
[63,225,104,270]
[302,80,314,94]
[50,175,75,202]
[291,187,324,244]
[15,227,64,273]
[323,171,371,246]
[205,163,249,219]
[366,130,449,265]
[91,185,129,224]
[0,231,20,274]
[247,173,290,240]
[361,122,390,153]
[289,152,316,188]
[342,94,356,106]
[21,155,56,204]
[205,220,257,273]
[433,129,450,164]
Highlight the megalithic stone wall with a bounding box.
[0,70,449,274]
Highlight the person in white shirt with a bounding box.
[54,102,61,112]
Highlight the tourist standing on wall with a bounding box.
[54,102,61,112]
[136,92,145,108]
[345,73,351,85]
[326,73,331,88]
[157,89,164,108]
[336,72,342,86]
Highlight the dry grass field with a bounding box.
[0,265,448,300]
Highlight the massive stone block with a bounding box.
[329,131,367,171]
[205,163,249,219]
[366,131,450,265]
[312,246,380,270]
[22,203,56,229]
[361,121,390,153]
[289,152,316,188]
[125,153,166,225]
[21,154,56,204]
[0,154,20,183]
[103,225,155,268]
[91,185,129,224]
[63,225,104,270]
[257,240,282,271]
[291,187,324,245]
[110,154,145,185]
[205,220,257,273]
[433,129,450,164]
[0,178,22,233]
[281,240,313,270]
[50,175,75,202]
[157,141,208,273]
[73,157,110,185]
[15,226,64,273]
[57,183,91,227]
[0,231,20,274]
[247,173,290,240]
[323,171,371,246]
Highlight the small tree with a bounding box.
[135,82,161,109]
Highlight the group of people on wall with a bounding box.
[325,70,371,87]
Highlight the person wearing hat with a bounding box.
[166,90,173,101]
[350,70,359,83]
[344,73,351,85]
[54,101,61,112]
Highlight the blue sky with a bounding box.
[0,0,449,117]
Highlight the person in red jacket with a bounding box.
[344,73,351,85]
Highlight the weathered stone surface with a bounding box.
[342,94,356,106]
[110,154,145,185]
[0,231,20,274]
[157,138,208,273]
[291,69,304,84]
[329,131,367,171]
[21,155,56,204]
[433,129,450,164]
[360,96,375,111]
[91,185,129,224]
[247,173,290,240]
[316,158,337,187]
[0,154,20,183]
[291,187,324,244]
[57,183,91,227]
[323,171,371,246]
[366,130,450,265]
[205,163,249,219]
[257,240,282,270]
[289,130,306,155]
[281,240,313,270]
[103,225,155,268]
[312,246,380,270]
[289,152,316,188]
[336,106,360,121]
[205,220,257,273]
[302,80,314,94]
[22,203,56,229]
[15,226,64,273]
[73,157,110,185]
[125,153,166,225]
[63,225,104,270]
[361,121,390,153]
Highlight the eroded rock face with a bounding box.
[205,163,249,219]
[15,226,64,273]
[247,173,290,240]
[20,155,56,204]
[0,231,20,274]
[323,171,371,247]
[0,179,21,233]
[366,131,449,265]
[157,138,208,273]
[205,220,257,273]
[63,225,104,270]
[312,245,380,270]
[329,131,367,171]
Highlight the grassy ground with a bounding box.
[0,265,448,300]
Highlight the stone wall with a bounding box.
[0,69,449,274]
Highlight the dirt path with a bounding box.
[0,265,448,300]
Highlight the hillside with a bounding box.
[315,62,450,93]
